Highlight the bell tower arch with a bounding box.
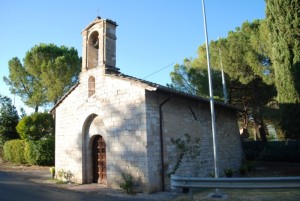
[81,16,119,73]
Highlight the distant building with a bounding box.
[51,17,243,193]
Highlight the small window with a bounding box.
[88,76,95,97]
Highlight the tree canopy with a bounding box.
[266,0,300,138]
[169,2,300,139]
[266,0,300,104]
[4,43,81,112]
[169,19,277,140]
[0,95,20,145]
[4,57,47,112]
[169,57,224,100]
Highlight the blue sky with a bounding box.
[0,0,265,114]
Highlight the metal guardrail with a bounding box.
[171,175,300,189]
[171,175,300,200]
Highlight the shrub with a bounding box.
[120,173,134,194]
[49,166,55,179]
[224,168,233,177]
[57,169,73,182]
[64,170,73,182]
[17,112,54,141]
[3,139,26,164]
[36,137,54,165]
[24,140,39,164]
[0,145,3,160]
[4,137,54,166]
[58,169,64,178]
[169,133,201,176]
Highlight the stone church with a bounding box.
[51,17,243,193]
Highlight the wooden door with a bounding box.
[92,135,106,184]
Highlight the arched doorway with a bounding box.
[92,135,106,184]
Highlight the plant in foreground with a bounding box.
[49,166,55,179]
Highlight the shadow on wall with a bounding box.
[78,98,152,192]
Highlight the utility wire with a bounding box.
[142,63,175,79]
[178,74,199,95]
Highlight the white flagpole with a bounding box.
[201,0,219,179]
[218,37,228,103]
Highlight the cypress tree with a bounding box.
[266,0,300,138]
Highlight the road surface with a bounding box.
[0,170,144,201]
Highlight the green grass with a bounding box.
[45,178,68,185]
[172,189,300,201]
[55,180,69,184]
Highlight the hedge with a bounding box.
[3,139,26,164]
[36,137,54,165]
[242,141,300,163]
[3,138,54,166]
[24,140,39,164]
[0,145,3,160]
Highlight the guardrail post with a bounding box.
[189,188,193,201]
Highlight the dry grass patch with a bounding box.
[172,189,300,201]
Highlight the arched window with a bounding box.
[88,76,95,97]
[87,31,99,69]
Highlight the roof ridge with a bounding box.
[107,72,242,111]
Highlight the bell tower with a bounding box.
[81,16,119,73]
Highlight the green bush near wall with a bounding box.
[0,145,3,160]
[3,139,26,164]
[35,137,54,165]
[3,138,54,166]
[24,140,39,164]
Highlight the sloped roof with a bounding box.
[50,72,242,113]
[82,16,117,33]
[50,82,79,113]
[110,73,242,111]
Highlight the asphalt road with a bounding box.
[0,171,144,201]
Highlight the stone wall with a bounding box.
[55,73,243,192]
[55,69,152,190]
[55,16,241,193]
[55,83,84,183]
[145,91,243,191]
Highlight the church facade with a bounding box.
[51,17,243,193]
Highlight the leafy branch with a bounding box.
[169,133,200,176]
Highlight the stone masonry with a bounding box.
[52,17,243,193]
